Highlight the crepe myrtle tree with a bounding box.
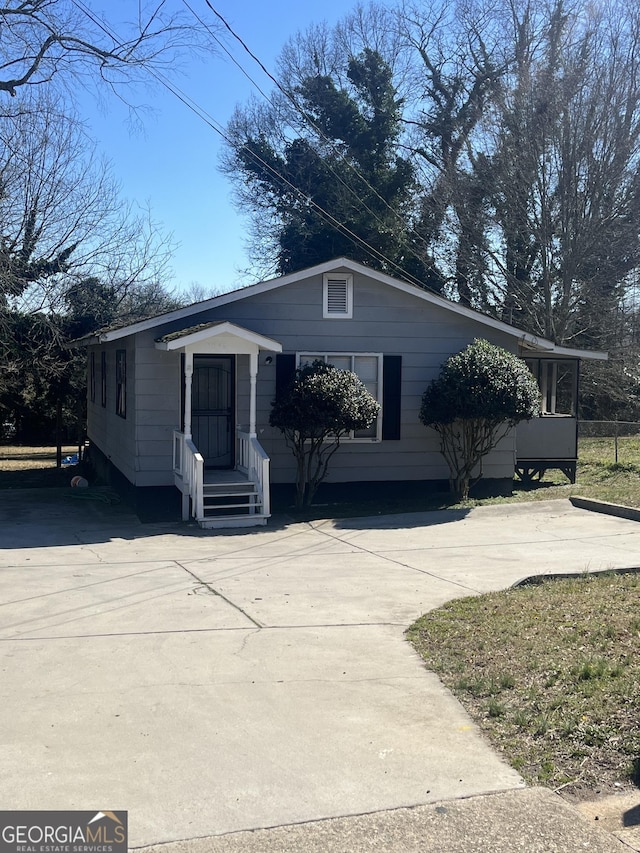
[270,359,380,509]
[420,339,540,501]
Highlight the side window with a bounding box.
[525,358,577,415]
[90,352,96,404]
[101,352,107,408]
[115,349,126,418]
[298,352,382,440]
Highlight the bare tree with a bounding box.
[397,0,508,303]
[223,0,640,364]
[0,91,174,316]
[480,0,640,344]
[0,0,208,100]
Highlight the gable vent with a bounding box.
[323,273,353,318]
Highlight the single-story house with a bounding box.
[77,258,607,527]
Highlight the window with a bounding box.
[525,358,577,415]
[323,273,353,318]
[298,352,382,440]
[90,352,96,403]
[100,352,107,408]
[115,349,126,418]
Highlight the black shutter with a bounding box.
[275,353,297,400]
[382,355,402,440]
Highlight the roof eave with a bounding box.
[520,339,608,360]
[68,258,608,363]
[155,321,283,352]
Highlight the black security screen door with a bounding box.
[192,355,235,468]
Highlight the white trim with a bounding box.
[154,321,282,353]
[323,273,353,318]
[78,257,607,361]
[519,341,607,360]
[297,351,383,442]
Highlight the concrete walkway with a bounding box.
[1,492,638,850]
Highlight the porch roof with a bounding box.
[154,320,282,353]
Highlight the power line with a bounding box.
[181,0,273,105]
[199,0,438,273]
[69,0,435,288]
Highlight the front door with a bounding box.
[192,355,235,468]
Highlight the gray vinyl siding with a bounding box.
[87,267,521,488]
[86,333,181,487]
[132,331,182,486]
[181,270,518,484]
[86,339,137,485]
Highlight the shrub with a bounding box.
[420,339,540,499]
[270,360,380,508]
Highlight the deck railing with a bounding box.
[237,430,271,516]
[173,430,204,520]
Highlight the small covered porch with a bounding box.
[155,321,282,528]
[515,341,607,483]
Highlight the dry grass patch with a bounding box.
[458,436,640,510]
[0,444,78,487]
[0,444,77,469]
[407,571,640,802]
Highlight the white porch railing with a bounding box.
[173,428,270,522]
[173,430,204,520]
[237,430,271,517]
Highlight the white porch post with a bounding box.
[181,352,194,522]
[249,350,258,437]
[184,351,194,440]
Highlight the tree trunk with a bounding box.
[55,398,62,468]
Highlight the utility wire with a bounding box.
[181,0,273,104]
[200,0,439,276]
[69,0,434,287]
[185,0,411,252]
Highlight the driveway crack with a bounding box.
[307,523,480,594]
[174,561,263,628]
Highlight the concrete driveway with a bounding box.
[1,491,640,848]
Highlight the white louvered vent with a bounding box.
[323,273,353,318]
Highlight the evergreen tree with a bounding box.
[226,49,442,288]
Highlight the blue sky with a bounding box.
[80,0,354,297]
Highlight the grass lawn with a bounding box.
[407,572,640,802]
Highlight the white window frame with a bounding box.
[323,273,353,319]
[525,357,577,416]
[297,352,383,442]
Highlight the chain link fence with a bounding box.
[579,420,640,464]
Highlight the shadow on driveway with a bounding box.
[327,507,472,530]
[2,487,161,548]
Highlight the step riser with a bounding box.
[202,489,258,500]
[194,476,267,527]
[203,485,258,495]
[204,494,259,500]
[203,505,262,513]
[199,516,269,529]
